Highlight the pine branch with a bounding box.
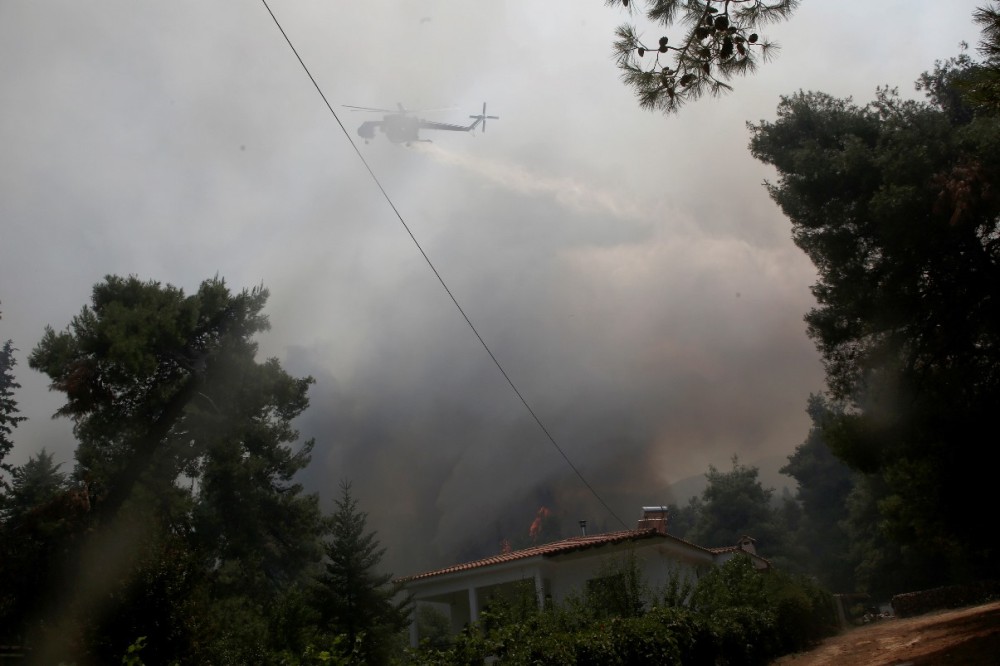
[607,0,799,114]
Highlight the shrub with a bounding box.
[708,605,778,666]
[763,571,839,652]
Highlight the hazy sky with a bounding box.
[0,0,985,573]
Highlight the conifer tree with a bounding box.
[0,304,27,483]
[315,482,411,665]
[0,450,69,643]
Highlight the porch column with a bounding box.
[468,586,480,624]
[409,611,419,647]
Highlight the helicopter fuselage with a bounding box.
[351,103,497,145]
[381,114,421,144]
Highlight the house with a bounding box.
[399,506,769,646]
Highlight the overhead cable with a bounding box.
[259,0,628,530]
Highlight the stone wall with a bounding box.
[891,580,1000,618]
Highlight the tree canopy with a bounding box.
[8,275,334,663]
[687,456,777,549]
[0,275,421,663]
[749,41,1000,588]
[780,395,855,591]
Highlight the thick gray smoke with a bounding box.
[283,204,823,574]
[1,0,981,577]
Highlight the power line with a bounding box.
[259,0,628,531]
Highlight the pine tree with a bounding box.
[0,450,69,645]
[315,482,411,665]
[1,302,28,482]
[749,31,1000,586]
[24,275,327,663]
[2,449,66,519]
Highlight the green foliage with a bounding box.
[0,449,73,643]
[780,395,856,590]
[479,579,542,633]
[0,337,27,483]
[1,448,66,519]
[606,0,798,114]
[654,564,697,608]
[415,604,452,649]
[313,481,411,666]
[663,497,700,539]
[956,4,1000,115]
[585,550,648,619]
[9,275,327,664]
[749,37,1000,588]
[689,456,774,547]
[121,636,147,666]
[691,553,767,612]
[707,605,778,666]
[1,277,441,663]
[693,556,836,658]
[762,569,839,653]
[28,275,279,519]
[684,456,798,570]
[283,637,360,666]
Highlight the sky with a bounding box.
[0,0,986,574]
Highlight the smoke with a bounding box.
[415,143,651,223]
[287,219,822,577]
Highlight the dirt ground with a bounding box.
[771,600,1000,665]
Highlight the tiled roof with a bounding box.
[706,545,772,567]
[706,545,745,554]
[401,528,663,583]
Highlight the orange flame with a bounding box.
[529,506,552,541]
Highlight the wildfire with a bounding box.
[529,506,552,542]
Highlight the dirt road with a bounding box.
[771,600,1000,665]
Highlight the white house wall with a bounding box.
[544,539,714,605]
[404,534,726,645]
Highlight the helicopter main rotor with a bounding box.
[342,103,456,115]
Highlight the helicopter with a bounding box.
[344,102,498,145]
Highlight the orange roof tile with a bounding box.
[401,528,663,583]
[399,529,771,584]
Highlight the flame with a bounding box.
[500,538,512,554]
[529,506,552,542]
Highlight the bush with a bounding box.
[708,605,778,666]
[693,556,838,656]
[763,570,839,652]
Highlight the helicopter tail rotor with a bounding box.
[469,102,499,133]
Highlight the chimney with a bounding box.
[579,520,587,536]
[637,506,668,534]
